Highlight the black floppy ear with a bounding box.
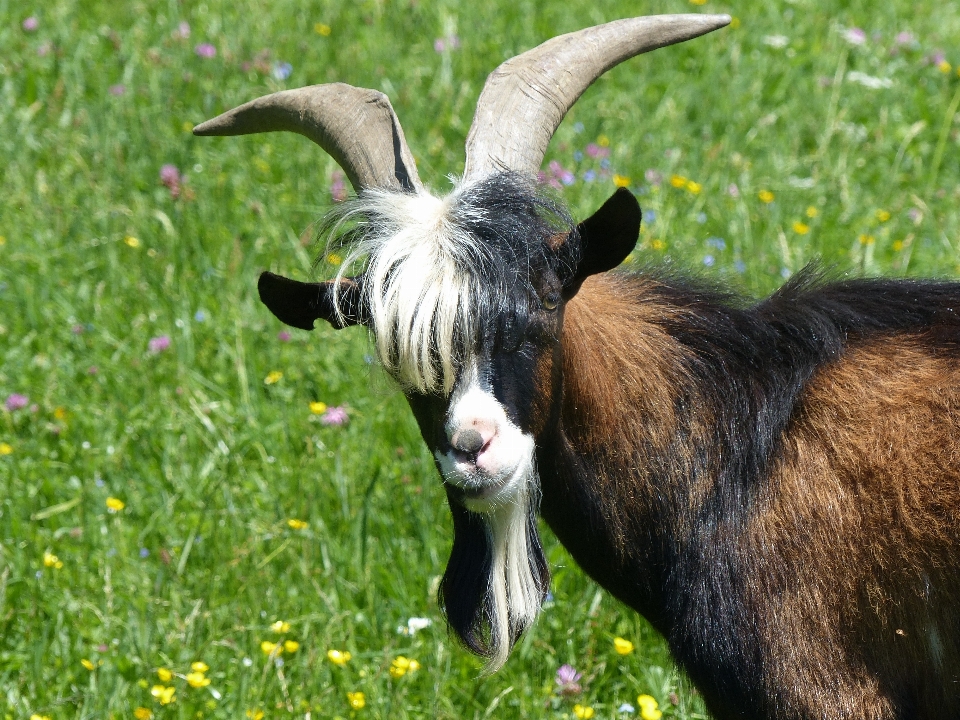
[563,187,640,296]
[257,271,366,330]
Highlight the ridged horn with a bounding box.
[193,83,422,193]
[463,13,731,182]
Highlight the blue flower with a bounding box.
[703,254,715,267]
[272,62,292,80]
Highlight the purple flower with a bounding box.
[148,335,171,353]
[555,664,582,696]
[5,394,28,412]
[195,43,216,58]
[72,324,85,334]
[109,84,126,96]
[331,170,347,203]
[37,41,51,57]
[644,169,662,186]
[160,164,181,187]
[139,548,150,558]
[583,169,596,183]
[895,31,914,46]
[434,38,446,53]
[278,331,291,342]
[321,406,349,426]
[928,50,946,66]
[272,62,292,80]
[22,16,39,32]
[88,366,99,375]
[843,27,866,45]
[173,21,191,40]
[160,164,182,199]
[727,183,740,198]
[585,143,611,159]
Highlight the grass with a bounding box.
[1,0,959,717]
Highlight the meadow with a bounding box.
[2,0,959,717]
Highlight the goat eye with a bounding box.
[542,292,560,311]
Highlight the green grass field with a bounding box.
[2,0,959,717]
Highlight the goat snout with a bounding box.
[451,428,486,454]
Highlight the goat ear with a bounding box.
[564,187,641,295]
[257,271,366,330]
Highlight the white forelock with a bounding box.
[331,183,495,394]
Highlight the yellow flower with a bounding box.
[106,497,125,512]
[613,637,634,655]
[670,174,688,188]
[326,253,343,265]
[613,174,631,188]
[650,239,666,251]
[287,519,308,530]
[309,401,328,415]
[346,691,366,710]
[859,234,875,246]
[876,209,891,222]
[30,716,51,720]
[0,236,5,245]
[638,695,662,720]
[186,671,211,688]
[157,667,172,682]
[315,22,332,36]
[261,640,282,655]
[686,180,702,195]
[597,134,610,147]
[758,190,775,204]
[389,655,420,678]
[0,442,11,455]
[134,708,154,720]
[124,236,141,248]
[191,661,209,673]
[43,552,63,569]
[151,685,176,705]
[690,0,708,4]
[264,370,283,385]
[254,157,270,173]
[892,240,905,251]
[284,640,300,653]
[730,16,741,29]
[182,120,194,133]
[327,649,351,665]
[81,658,95,671]
[792,221,810,235]
[271,620,291,633]
[806,205,819,218]
[246,711,265,720]
[938,60,952,74]
[573,705,595,719]
[53,406,67,420]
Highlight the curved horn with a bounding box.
[462,13,731,182]
[194,83,422,193]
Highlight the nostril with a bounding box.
[451,428,485,454]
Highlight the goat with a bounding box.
[194,13,960,719]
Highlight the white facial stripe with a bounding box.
[438,362,544,673]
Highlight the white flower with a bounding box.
[398,617,433,635]
[847,71,893,89]
[618,703,636,714]
[762,35,789,48]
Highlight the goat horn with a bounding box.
[462,13,731,182]
[193,83,422,193]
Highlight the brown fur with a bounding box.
[543,273,960,719]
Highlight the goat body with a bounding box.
[547,270,960,718]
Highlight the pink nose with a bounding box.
[448,419,496,455]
